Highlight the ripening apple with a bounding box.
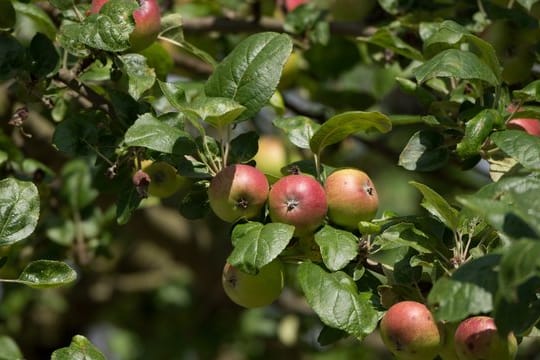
[507,118,540,136]
[252,135,301,182]
[379,301,442,360]
[268,174,327,236]
[454,316,517,360]
[90,0,161,51]
[138,160,190,198]
[324,168,379,230]
[208,164,269,223]
[283,0,308,12]
[222,259,284,308]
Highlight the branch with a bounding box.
[181,16,370,37]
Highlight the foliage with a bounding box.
[1,0,540,358]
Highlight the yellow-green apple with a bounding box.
[134,160,189,198]
[208,164,269,223]
[324,168,379,230]
[454,316,517,360]
[90,0,161,51]
[222,259,284,308]
[268,173,327,236]
[379,301,442,360]
[252,135,301,182]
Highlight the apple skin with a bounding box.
[222,260,284,308]
[507,118,540,137]
[138,160,189,198]
[268,174,327,236]
[90,0,161,51]
[324,168,379,230]
[208,164,269,223]
[283,0,308,12]
[252,135,301,182]
[379,301,442,360]
[454,316,517,360]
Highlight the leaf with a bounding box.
[371,223,437,260]
[0,178,39,245]
[51,335,106,360]
[314,225,358,271]
[498,239,540,302]
[428,254,500,322]
[60,159,99,210]
[28,32,59,78]
[119,54,156,100]
[116,185,142,225]
[273,116,320,149]
[413,49,499,86]
[16,260,77,288]
[309,111,392,155]
[422,20,501,81]
[52,112,100,156]
[184,96,246,128]
[513,80,540,102]
[0,34,26,81]
[0,336,23,360]
[491,130,540,171]
[229,131,259,164]
[297,262,379,339]
[398,130,449,171]
[205,32,293,121]
[358,27,423,61]
[517,0,540,11]
[410,182,459,230]
[13,2,56,40]
[228,222,295,274]
[0,0,15,29]
[124,113,195,155]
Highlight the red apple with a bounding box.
[208,164,269,223]
[454,316,517,360]
[324,168,379,230]
[268,174,327,236]
[90,0,161,51]
[283,0,308,12]
[379,301,442,360]
[507,118,540,137]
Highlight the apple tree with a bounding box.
[0,0,539,358]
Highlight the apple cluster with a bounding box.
[379,301,517,360]
[206,138,379,308]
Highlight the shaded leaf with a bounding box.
[359,27,423,61]
[399,130,449,171]
[410,181,459,230]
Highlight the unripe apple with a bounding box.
[90,0,161,51]
[268,174,327,236]
[135,160,189,198]
[379,301,442,360]
[208,164,269,223]
[324,168,379,230]
[454,316,517,360]
[252,135,301,182]
[222,259,284,308]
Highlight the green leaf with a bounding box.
[273,116,320,150]
[428,254,500,322]
[184,97,246,128]
[398,130,449,171]
[229,131,259,164]
[517,0,540,11]
[358,27,423,61]
[205,32,293,121]
[371,223,436,261]
[58,23,90,57]
[491,130,540,171]
[422,20,501,81]
[52,112,99,156]
[0,0,16,29]
[15,260,77,288]
[228,222,295,274]
[28,32,59,78]
[0,34,26,81]
[51,335,105,360]
[309,111,392,155]
[314,225,358,271]
[297,262,379,339]
[116,185,142,225]
[13,2,56,41]
[456,109,499,159]
[0,178,39,245]
[499,239,540,302]
[513,80,540,102]
[413,49,499,86]
[119,54,156,100]
[60,159,99,210]
[0,336,23,360]
[410,181,459,230]
[124,113,195,155]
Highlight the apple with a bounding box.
[283,0,308,12]
[454,316,517,360]
[324,168,379,230]
[137,160,190,198]
[379,301,442,360]
[439,322,460,360]
[507,118,540,137]
[268,173,327,236]
[252,135,301,182]
[222,259,284,308]
[90,0,161,51]
[208,164,269,223]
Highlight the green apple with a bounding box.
[380,301,442,360]
[222,260,284,308]
[137,160,189,198]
